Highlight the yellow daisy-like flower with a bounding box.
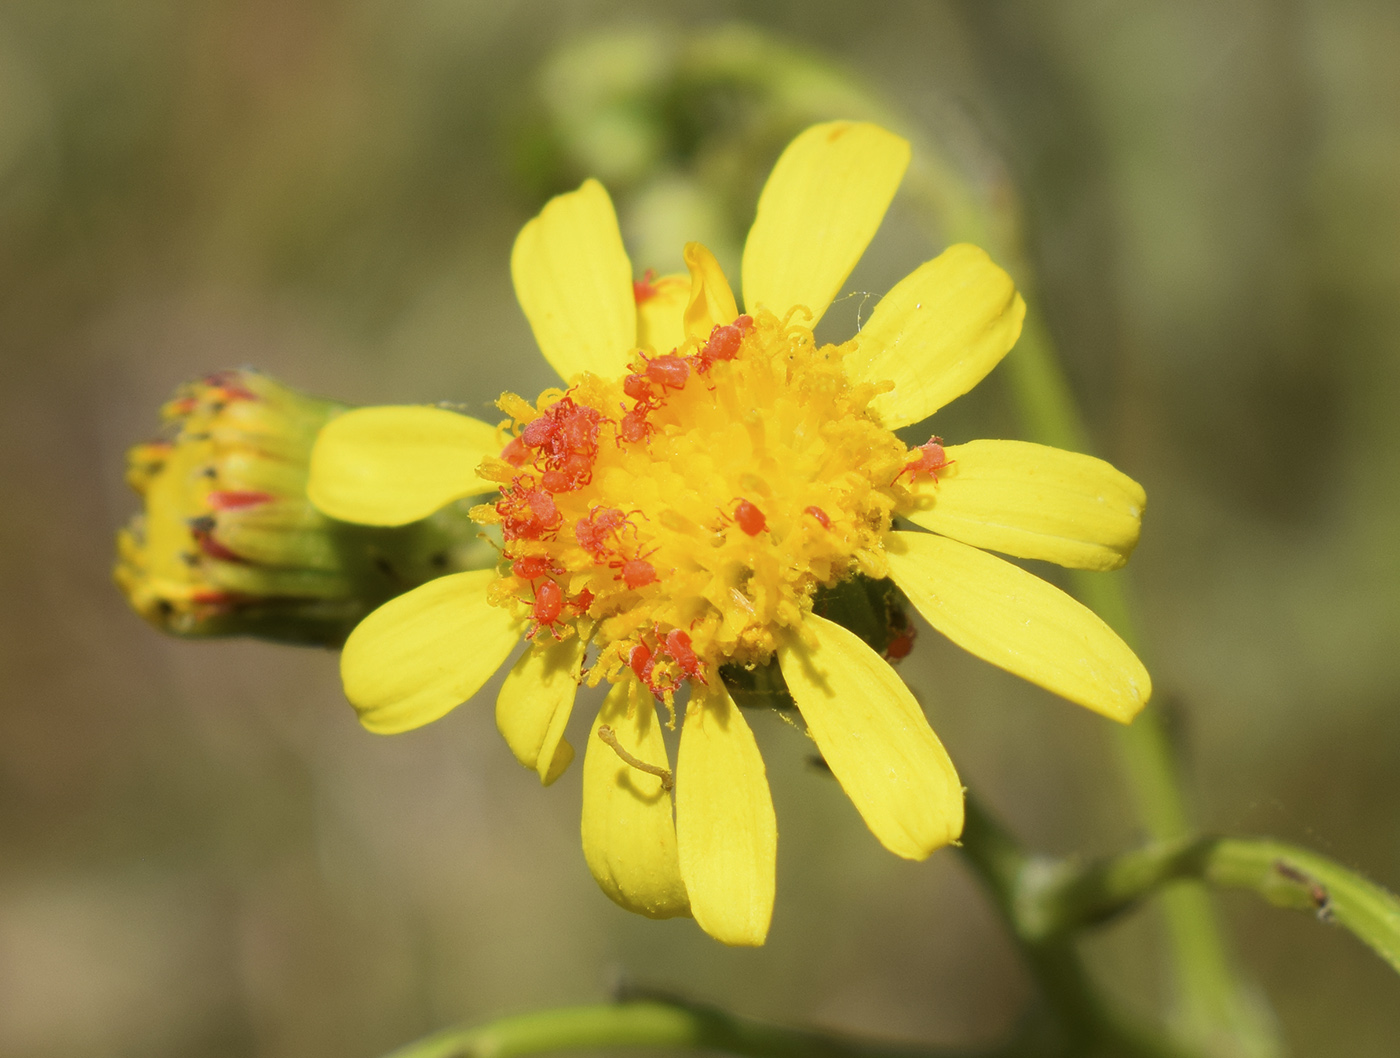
[308,122,1150,946]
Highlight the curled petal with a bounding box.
[496,636,584,785]
[341,571,519,733]
[309,406,499,526]
[682,242,740,341]
[906,440,1146,571]
[741,121,909,328]
[885,530,1151,722]
[778,613,963,860]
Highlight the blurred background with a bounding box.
[2,2,1399,1056]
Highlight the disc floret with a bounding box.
[472,308,916,704]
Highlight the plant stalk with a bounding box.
[381,998,1003,1058]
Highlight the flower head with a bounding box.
[309,122,1150,945]
[117,369,488,645]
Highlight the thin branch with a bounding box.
[1018,835,1400,975]
[957,797,1196,1058]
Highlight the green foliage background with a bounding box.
[0,2,1397,1056]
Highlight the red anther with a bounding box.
[203,371,259,401]
[189,518,244,563]
[629,642,653,681]
[664,629,703,681]
[501,435,530,467]
[734,499,767,536]
[804,505,831,529]
[190,589,236,605]
[633,269,659,303]
[521,415,557,448]
[217,383,259,402]
[885,628,916,661]
[206,490,273,510]
[902,437,951,481]
[512,554,550,580]
[618,558,657,590]
[646,354,690,390]
[195,534,244,563]
[623,374,653,401]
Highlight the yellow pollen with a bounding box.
[472,310,914,704]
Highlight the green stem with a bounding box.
[1019,835,1400,975]
[1000,297,1270,1051]
[379,827,1399,1058]
[958,797,1194,1058]
[380,998,1003,1058]
[1064,566,1246,1044]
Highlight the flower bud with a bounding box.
[115,369,492,646]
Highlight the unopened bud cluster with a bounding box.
[116,370,489,646]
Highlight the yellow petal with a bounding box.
[906,440,1146,571]
[885,531,1151,722]
[850,244,1026,429]
[777,613,963,860]
[308,406,500,526]
[676,683,776,946]
[341,570,520,734]
[635,272,689,355]
[511,178,637,382]
[682,242,740,341]
[581,678,690,919]
[741,122,909,327]
[496,636,584,785]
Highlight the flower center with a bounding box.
[474,310,917,703]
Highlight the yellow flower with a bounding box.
[308,122,1150,946]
